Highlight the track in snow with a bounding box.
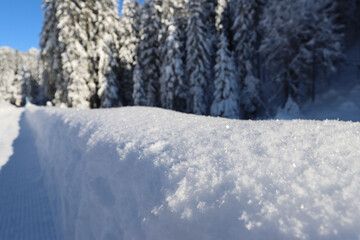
[0,113,57,240]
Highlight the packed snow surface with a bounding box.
[22,104,360,240]
[0,102,22,170]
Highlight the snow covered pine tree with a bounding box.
[211,0,241,118]
[88,0,123,108]
[232,0,264,118]
[186,0,212,115]
[260,0,343,113]
[159,0,186,111]
[119,0,141,106]
[133,0,162,107]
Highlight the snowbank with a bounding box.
[25,105,360,240]
[0,102,22,170]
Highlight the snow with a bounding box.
[302,81,360,121]
[0,107,57,239]
[0,101,22,170]
[1,71,360,239]
[17,104,360,239]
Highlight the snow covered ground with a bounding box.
[0,101,22,169]
[22,104,360,239]
[1,80,360,240]
[0,107,57,239]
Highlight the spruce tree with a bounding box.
[203,0,217,102]
[119,0,141,106]
[56,0,91,109]
[0,47,17,103]
[133,0,162,107]
[90,0,122,108]
[215,0,232,34]
[186,0,212,115]
[297,1,344,101]
[160,8,186,111]
[40,0,61,101]
[261,0,306,109]
[132,62,147,105]
[211,32,240,118]
[10,54,25,107]
[260,0,343,110]
[232,0,263,118]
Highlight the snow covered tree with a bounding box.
[260,0,308,108]
[260,0,343,110]
[132,63,147,105]
[55,0,92,109]
[133,0,162,107]
[215,0,229,33]
[203,0,217,54]
[232,0,264,118]
[40,0,61,101]
[186,0,212,115]
[40,0,92,108]
[301,1,344,100]
[159,3,186,111]
[0,47,17,103]
[23,70,43,105]
[9,58,26,107]
[159,0,188,111]
[23,48,45,105]
[203,0,217,98]
[41,0,123,109]
[0,47,44,106]
[211,32,240,118]
[88,0,122,108]
[119,0,141,106]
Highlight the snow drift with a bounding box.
[25,105,360,240]
[0,102,22,170]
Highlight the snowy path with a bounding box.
[0,113,57,240]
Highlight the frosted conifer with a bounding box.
[90,0,122,108]
[119,0,141,106]
[232,0,263,118]
[211,32,240,118]
[260,0,343,109]
[160,9,186,111]
[132,63,147,106]
[186,0,212,115]
[133,0,162,107]
[56,0,91,109]
[40,0,61,101]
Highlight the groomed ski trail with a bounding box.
[0,113,57,240]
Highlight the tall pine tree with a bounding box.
[186,0,212,115]
[119,0,141,106]
[159,1,186,111]
[40,0,61,102]
[57,0,92,108]
[89,0,122,108]
[260,0,343,111]
[133,0,162,107]
[211,32,240,118]
[232,0,264,118]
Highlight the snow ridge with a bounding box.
[25,105,360,240]
[0,102,22,170]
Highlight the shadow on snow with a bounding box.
[0,113,57,240]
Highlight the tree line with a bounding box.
[2,0,359,119]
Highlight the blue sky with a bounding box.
[0,0,43,52]
[0,0,143,52]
